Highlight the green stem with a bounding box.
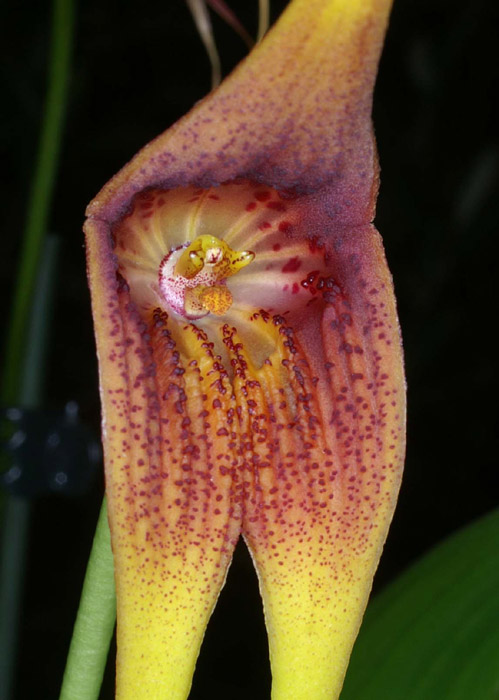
[186,0,222,89]
[0,0,73,696]
[59,501,116,700]
[0,237,61,700]
[0,497,30,700]
[1,0,74,405]
[19,235,61,409]
[257,0,270,42]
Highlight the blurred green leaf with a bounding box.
[341,509,499,699]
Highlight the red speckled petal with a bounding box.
[241,224,405,698]
[87,219,244,698]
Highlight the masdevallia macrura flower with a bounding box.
[84,0,405,698]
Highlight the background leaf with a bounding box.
[341,509,499,699]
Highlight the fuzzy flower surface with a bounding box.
[84,1,405,698]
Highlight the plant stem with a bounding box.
[186,0,222,89]
[59,501,116,700]
[0,236,61,700]
[0,0,73,696]
[1,0,74,405]
[257,0,270,42]
[0,498,30,700]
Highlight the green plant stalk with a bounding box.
[186,0,222,89]
[1,0,74,406]
[0,0,73,696]
[59,501,116,700]
[0,498,30,700]
[0,237,61,700]
[257,0,270,42]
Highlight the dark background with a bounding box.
[1,0,498,697]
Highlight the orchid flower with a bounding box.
[84,0,405,698]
